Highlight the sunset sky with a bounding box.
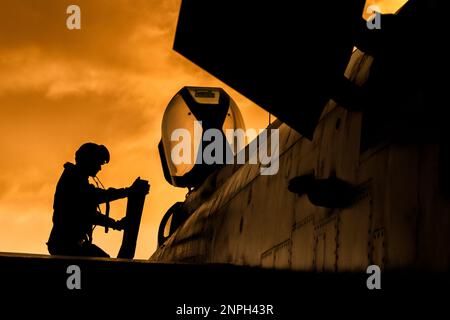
[0,0,407,259]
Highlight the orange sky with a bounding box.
[0,0,408,259]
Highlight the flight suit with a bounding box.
[47,162,128,257]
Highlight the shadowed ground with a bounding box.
[0,252,448,318]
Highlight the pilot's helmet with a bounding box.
[75,142,110,165]
[159,86,245,188]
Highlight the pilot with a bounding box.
[47,142,148,257]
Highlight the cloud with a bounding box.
[0,179,11,200]
[0,0,271,258]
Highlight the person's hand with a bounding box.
[112,217,128,231]
[129,177,150,195]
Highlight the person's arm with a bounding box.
[92,211,126,230]
[89,185,130,204]
[90,178,150,204]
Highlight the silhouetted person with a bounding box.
[47,142,147,257]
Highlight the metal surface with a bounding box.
[151,0,450,272]
[151,46,450,271]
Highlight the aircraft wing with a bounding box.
[173,0,366,139]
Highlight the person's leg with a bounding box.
[80,242,110,258]
[47,242,83,256]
